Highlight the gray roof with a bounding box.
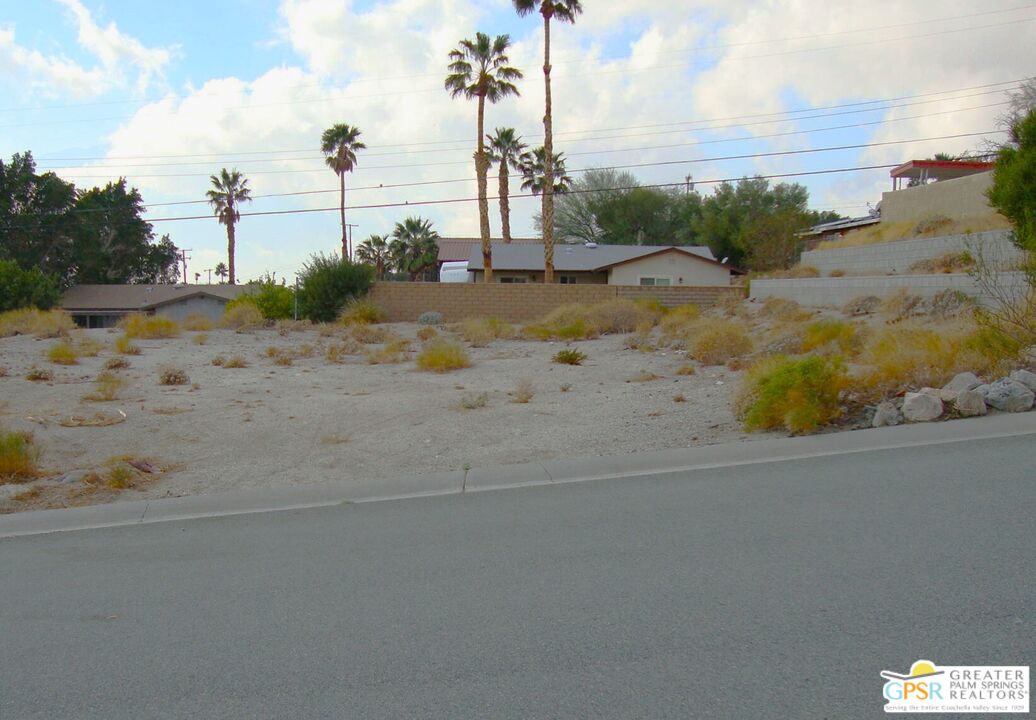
[466,243,721,272]
[61,284,250,311]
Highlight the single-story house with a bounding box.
[467,243,735,286]
[60,284,250,328]
[437,237,541,271]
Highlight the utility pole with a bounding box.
[179,249,192,284]
[293,276,299,321]
[205,268,212,284]
[345,223,359,260]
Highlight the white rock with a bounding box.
[872,401,902,428]
[921,386,958,403]
[954,389,987,417]
[981,379,1035,412]
[943,372,982,394]
[902,392,944,422]
[1009,369,1036,392]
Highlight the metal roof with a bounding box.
[438,237,541,263]
[889,160,993,181]
[60,284,249,311]
[466,243,721,272]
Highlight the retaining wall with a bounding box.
[800,231,1021,276]
[370,282,742,322]
[880,171,995,224]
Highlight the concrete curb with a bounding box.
[2,413,1033,539]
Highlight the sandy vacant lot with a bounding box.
[0,322,751,510]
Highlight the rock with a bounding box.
[921,386,958,403]
[872,401,902,428]
[954,389,987,417]
[980,379,1035,412]
[943,372,982,394]
[55,469,92,484]
[902,392,944,422]
[1009,369,1036,393]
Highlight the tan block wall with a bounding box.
[880,172,997,224]
[370,283,743,322]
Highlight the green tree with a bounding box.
[445,32,522,282]
[296,253,373,323]
[320,124,366,258]
[519,146,572,196]
[355,234,391,280]
[549,168,638,243]
[0,260,61,311]
[214,262,229,283]
[389,216,440,281]
[988,109,1036,252]
[206,169,252,285]
[486,127,527,244]
[513,0,583,283]
[591,187,684,246]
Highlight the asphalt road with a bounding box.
[1,435,1033,719]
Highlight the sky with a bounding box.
[1,0,1033,282]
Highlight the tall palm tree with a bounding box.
[389,216,440,281]
[513,0,582,283]
[519,146,572,196]
[487,127,527,244]
[355,234,391,280]
[445,32,522,283]
[320,124,366,259]
[206,169,252,285]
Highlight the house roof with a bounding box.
[798,214,881,237]
[61,284,249,311]
[889,160,993,182]
[438,237,541,263]
[466,243,727,272]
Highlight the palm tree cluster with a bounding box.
[355,216,440,282]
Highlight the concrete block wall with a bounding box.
[800,231,1020,276]
[879,171,994,224]
[370,283,741,322]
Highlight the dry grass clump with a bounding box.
[842,295,881,317]
[75,337,105,357]
[158,367,190,386]
[675,364,697,376]
[0,308,75,338]
[801,319,863,355]
[589,298,663,334]
[628,370,661,383]
[816,215,1011,250]
[687,320,753,365]
[623,322,657,352]
[460,317,514,346]
[880,290,924,323]
[221,302,264,330]
[658,304,701,342]
[325,339,362,363]
[114,334,142,355]
[104,357,130,370]
[106,464,137,490]
[927,289,974,320]
[273,353,294,367]
[759,297,811,322]
[909,251,975,275]
[766,265,820,279]
[416,340,471,372]
[211,355,226,366]
[223,355,248,368]
[736,355,850,434]
[523,302,617,341]
[351,324,391,344]
[82,371,126,402]
[0,366,7,377]
[512,377,535,403]
[552,348,586,365]
[673,393,687,403]
[47,341,80,365]
[416,326,438,342]
[119,314,181,339]
[25,366,53,382]
[460,391,489,410]
[192,333,209,346]
[296,343,316,358]
[366,339,411,365]
[340,298,386,325]
[0,430,41,484]
[276,320,309,335]
[183,314,214,331]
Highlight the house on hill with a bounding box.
[61,284,250,328]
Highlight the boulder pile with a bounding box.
[872,370,1035,427]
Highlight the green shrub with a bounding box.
[0,430,41,483]
[553,348,586,365]
[418,311,443,325]
[340,298,386,325]
[0,260,60,312]
[228,280,296,320]
[739,356,849,434]
[802,319,860,355]
[297,254,374,323]
[47,341,79,365]
[416,340,471,372]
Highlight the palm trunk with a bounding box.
[340,172,347,259]
[227,221,236,285]
[476,93,492,283]
[541,10,555,284]
[499,159,511,243]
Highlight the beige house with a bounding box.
[467,243,734,286]
[61,284,250,328]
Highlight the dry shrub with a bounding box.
[623,322,656,352]
[759,297,811,322]
[512,377,534,403]
[829,269,846,277]
[273,354,294,367]
[192,333,209,345]
[106,464,137,490]
[211,355,226,366]
[159,367,190,386]
[801,319,862,356]
[0,430,41,483]
[325,339,362,363]
[736,355,849,434]
[559,383,572,392]
[673,393,687,403]
[221,302,264,330]
[460,317,513,346]
[296,343,316,358]
[366,339,411,365]
[842,295,881,317]
[524,303,601,341]
[114,334,141,355]
[913,215,953,236]
[183,314,214,331]
[659,304,701,342]
[340,298,386,325]
[687,320,752,365]
[416,326,438,342]
[351,324,391,344]
[675,364,697,376]
[552,348,586,365]
[588,299,661,334]
[75,337,105,357]
[909,251,975,275]
[0,366,7,377]
[460,391,489,410]
[417,340,471,372]
[276,319,309,335]
[47,341,80,365]
[120,314,181,339]
[104,357,130,370]
[714,292,746,317]
[82,371,126,402]
[25,366,53,382]
[927,289,973,320]
[317,323,338,338]
[768,265,820,279]
[628,370,661,382]
[880,290,924,323]
[223,355,248,368]
[0,308,74,338]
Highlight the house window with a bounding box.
[559,275,577,284]
[639,277,671,287]
[499,276,528,284]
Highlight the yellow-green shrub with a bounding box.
[759,297,811,322]
[737,355,849,434]
[460,317,513,346]
[82,371,126,401]
[416,326,437,342]
[183,313,214,331]
[802,319,861,355]
[47,341,80,365]
[687,320,752,365]
[0,308,74,338]
[659,304,701,342]
[0,430,41,483]
[588,299,661,334]
[114,335,141,355]
[119,314,180,339]
[220,301,264,329]
[340,298,386,325]
[416,340,471,372]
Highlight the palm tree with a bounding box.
[320,124,366,258]
[389,216,440,281]
[519,146,572,196]
[513,0,582,283]
[487,127,527,244]
[445,32,522,282]
[355,234,391,280]
[206,169,252,285]
[214,262,228,283]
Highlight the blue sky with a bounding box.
[1,0,1030,282]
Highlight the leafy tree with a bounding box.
[591,187,685,246]
[445,32,522,282]
[519,146,572,196]
[206,168,252,285]
[0,260,61,311]
[998,77,1036,148]
[513,0,583,283]
[389,216,440,281]
[320,124,366,258]
[355,234,392,280]
[296,253,374,323]
[988,108,1036,252]
[214,262,228,283]
[549,168,638,243]
[487,127,527,244]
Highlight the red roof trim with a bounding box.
[890,159,994,177]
